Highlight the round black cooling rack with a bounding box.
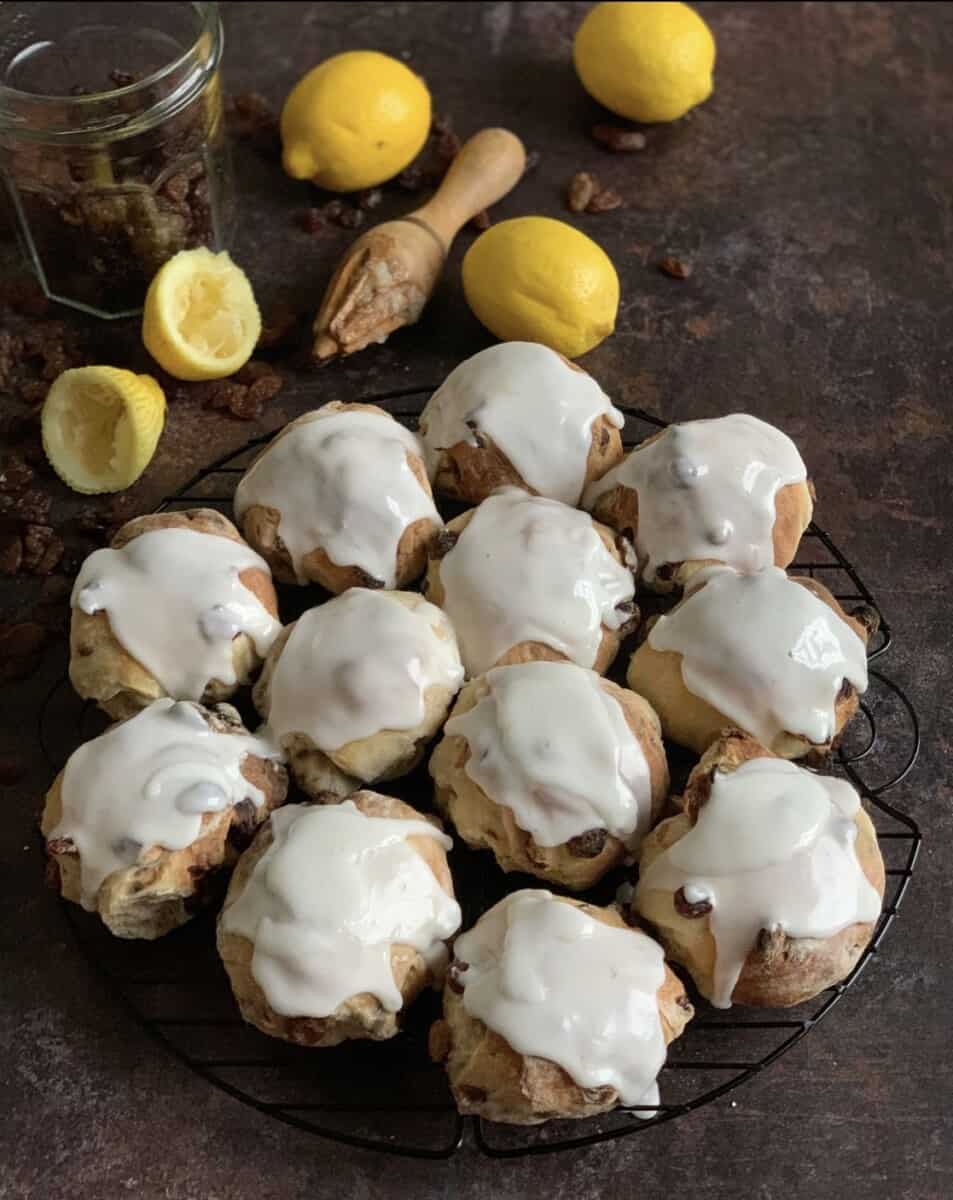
[41,389,922,1160]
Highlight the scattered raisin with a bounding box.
[246,373,284,407]
[294,208,324,234]
[21,524,63,575]
[204,381,259,421]
[21,489,52,523]
[397,165,425,191]
[234,359,277,385]
[436,129,461,161]
[568,171,599,213]
[0,532,23,575]
[337,206,365,229]
[591,124,647,152]
[76,507,113,544]
[431,113,455,137]
[586,188,623,213]
[0,455,34,495]
[357,187,383,211]
[658,256,692,280]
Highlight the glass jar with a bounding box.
[0,2,232,319]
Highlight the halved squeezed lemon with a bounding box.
[142,247,261,381]
[42,366,166,494]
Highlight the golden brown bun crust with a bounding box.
[424,504,637,677]
[430,412,624,506]
[41,702,288,940]
[587,428,815,593]
[430,675,668,890]
[217,791,456,1046]
[625,575,869,759]
[69,509,279,721]
[635,731,885,1008]
[252,591,461,797]
[429,897,692,1124]
[237,402,440,590]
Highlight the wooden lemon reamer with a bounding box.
[312,127,526,361]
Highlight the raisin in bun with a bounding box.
[430,891,692,1124]
[634,732,884,1008]
[430,661,668,890]
[626,566,875,759]
[584,414,813,592]
[42,700,287,939]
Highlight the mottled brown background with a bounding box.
[2,3,950,1197]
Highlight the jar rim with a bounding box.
[0,2,223,142]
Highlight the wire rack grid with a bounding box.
[43,388,922,1160]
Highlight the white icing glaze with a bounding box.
[233,406,441,585]
[647,566,868,745]
[419,342,624,505]
[636,757,882,1007]
[454,890,667,1109]
[445,661,655,849]
[583,414,806,583]
[72,527,281,702]
[265,589,464,753]
[49,699,278,909]
[437,488,635,677]
[220,801,461,1018]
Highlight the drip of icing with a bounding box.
[454,890,667,1109]
[220,801,461,1017]
[583,414,806,582]
[437,488,634,677]
[636,758,882,1008]
[648,566,868,745]
[49,699,279,908]
[419,342,624,505]
[233,407,441,585]
[265,589,464,753]
[446,661,654,848]
[72,527,281,701]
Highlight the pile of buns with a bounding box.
[44,341,884,1126]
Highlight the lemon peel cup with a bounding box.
[42,366,166,495]
[142,248,261,382]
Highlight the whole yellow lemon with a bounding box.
[281,50,431,192]
[462,217,620,359]
[574,2,715,124]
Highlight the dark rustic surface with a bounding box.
[2,3,951,1197]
